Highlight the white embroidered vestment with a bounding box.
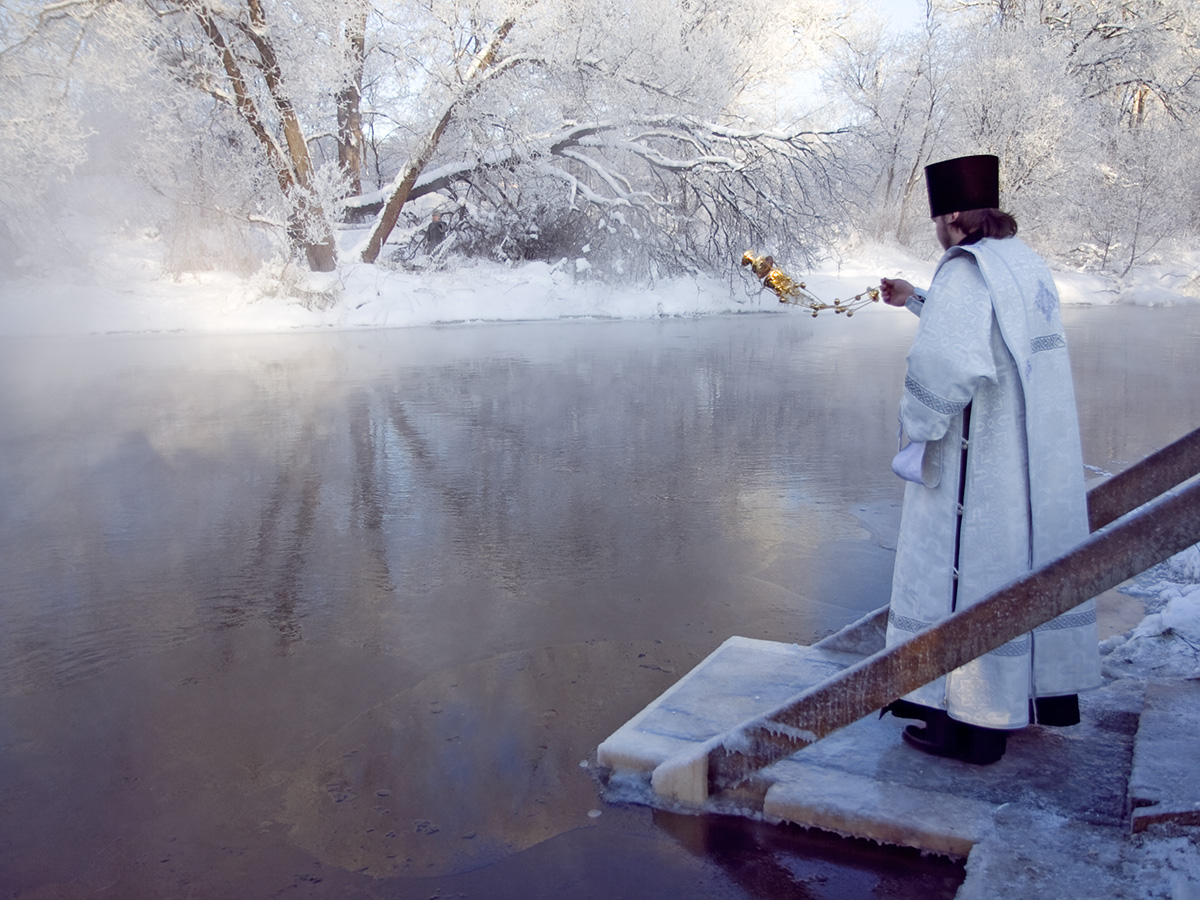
[885,236,1101,729]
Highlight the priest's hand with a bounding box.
[879,277,915,307]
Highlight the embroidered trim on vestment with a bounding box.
[1031,334,1066,353]
[988,636,1031,657]
[889,610,1032,657]
[1034,609,1096,631]
[887,611,929,634]
[905,375,967,416]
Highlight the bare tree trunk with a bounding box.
[337,3,368,195]
[359,15,520,264]
[192,1,338,272]
[243,0,338,271]
[292,203,339,272]
[358,108,455,264]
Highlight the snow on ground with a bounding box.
[0,229,921,336]
[1,226,1198,895]
[2,223,1196,338]
[1074,545,1200,900]
[1104,544,1200,682]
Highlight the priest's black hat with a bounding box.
[925,154,1000,217]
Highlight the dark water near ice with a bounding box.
[0,305,1196,898]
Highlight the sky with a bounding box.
[875,0,928,30]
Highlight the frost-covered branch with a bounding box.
[357,108,852,276]
[356,9,532,263]
[166,0,341,270]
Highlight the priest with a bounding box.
[878,154,1101,764]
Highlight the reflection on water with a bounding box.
[0,306,1196,897]
[1065,305,1200,471]
[0,316,915,699]
[655,811,966,899]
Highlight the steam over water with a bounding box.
[1,306,1196,897]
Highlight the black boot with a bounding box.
[901,710,1008,765]
[900,709,959,757]
[1029,694,1080,727]
[956,722,1008,765]
[880,699,936,722]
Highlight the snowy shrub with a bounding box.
[1161,544,1200,585]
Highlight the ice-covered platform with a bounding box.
[596,590,1200,896]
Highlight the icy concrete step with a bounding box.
[1128,680,1200,832]
[763,761,997,858]
[598,634,1144,859]
[760,675,1140,854]
[596,636,864,775]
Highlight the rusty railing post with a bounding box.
[651,475,1200,805]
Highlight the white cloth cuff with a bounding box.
[891,440,929,485]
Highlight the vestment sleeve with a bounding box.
[906,287,927,317]
[899,255,997,443]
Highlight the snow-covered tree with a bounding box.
[826,0,1200,270]
[5,0,1196,282]
[3,0,369,272]
[146,0,359,272]
[349,0,854,277]
[1039,0,1200,268]
[823,10,946,245]
[0,2,91,270]
[3,0,854,279]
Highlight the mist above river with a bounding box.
[1,306,1196,898]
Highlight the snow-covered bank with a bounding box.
[1104,544,1200,682]
[0,233,920,336]
[2,229,1197,338]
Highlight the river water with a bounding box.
[1,305,1197,899]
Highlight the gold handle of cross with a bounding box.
[741,251,880,317]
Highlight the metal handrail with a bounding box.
[1088,427,1200,531]
[834,427,1200,644]
[651,428,1200,805]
